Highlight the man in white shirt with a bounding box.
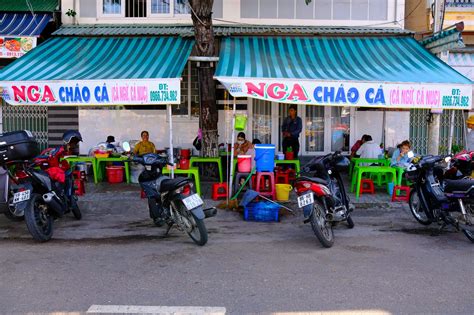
[356,135,382,159]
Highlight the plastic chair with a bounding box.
[392,185,410,202]
[212,182,228,201]
[255,172,276,200]
[359,179,375,195]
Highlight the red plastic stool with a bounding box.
[140,189,146,199]
[288,169,296,183]
[255,172,276,200]
[74,179,85,196]
[212,182,228,201]
[73,170,86,181]
[359,179,375,195]
[275,170,290,184]
[392,185,410,202]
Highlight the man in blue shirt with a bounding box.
[281,104,302,158]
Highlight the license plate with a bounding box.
[297,193,314,208]
[13,190,30,204]
[182,194,204,210]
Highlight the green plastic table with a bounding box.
[351,166,397,200]
[189,157,223,183]
[274,159,301,174]
[162,167,201,196]
[96,156,130,184]
[349,158,388,178]
[62,156,98,184]
[392,166,406,186]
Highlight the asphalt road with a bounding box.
[0,187,473,314]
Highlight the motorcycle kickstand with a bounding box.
[164,222,174,236]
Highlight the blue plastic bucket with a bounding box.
[254,144,275,172]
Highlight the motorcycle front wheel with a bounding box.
[70,195,82,220]
[24,193,53,242]
[175,203,208,246]
[409,189,432,226]
[310,201,334,248]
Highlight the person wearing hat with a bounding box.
[106,135,116,151]
[281,104,302,158]
[466,115,474,151]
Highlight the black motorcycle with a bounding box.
[0,130,81,242]
[294,152,354,248]
[130,150,216,246]
[407,155,474,243]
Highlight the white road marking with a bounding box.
[87,305,226,315]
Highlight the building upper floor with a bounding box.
[61,0,406,28]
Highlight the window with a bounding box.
[151,0,170,14]
[103,0,121,14]
[241,0,388,20]
[126,0,146,17]
[172,61,199,119]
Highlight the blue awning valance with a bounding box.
[0,13,51,36]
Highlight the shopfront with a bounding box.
[215,36,473,155]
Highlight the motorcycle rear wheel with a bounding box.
[3,207,24,222]
[409,189,432,226]
[175,204,208,246]
[310,201,334,248]
[24,193,53,242]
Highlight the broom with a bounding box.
[217,169,254,210]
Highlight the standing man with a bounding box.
[281,104,302,158]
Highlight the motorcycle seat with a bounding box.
[160,177,189,193]
[444,179,474,193]
[296,176,328,186]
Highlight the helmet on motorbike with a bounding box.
[62,130,82,145]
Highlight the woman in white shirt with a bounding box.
[356,135,382,159]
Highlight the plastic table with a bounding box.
[162,167,201,196]
[61,156,98,184]
[274,159,301,174]
[189,157,223,183]
[392,166,406,186]
[349,158,388,177]
[96,156,130,184]
[351,166,397,200]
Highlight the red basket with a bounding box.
[106,166,124,183]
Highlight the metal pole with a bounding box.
[228,98,237,198]
[168,105,174,179]
[448,110,455,154]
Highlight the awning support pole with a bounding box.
[169,105,174,179]
[448,110,455,154]
[228,98,237,199]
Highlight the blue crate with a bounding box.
[244,201,280,222]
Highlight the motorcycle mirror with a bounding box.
[407,151,415,159]
[444,156,452,163]
[122,141,131,152]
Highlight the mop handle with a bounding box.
[258,195,295,214]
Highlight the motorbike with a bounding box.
[125,143,216,246]
[407,155,474,243]
[294,152,354,248]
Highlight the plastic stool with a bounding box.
[255,172,276,200]
[276,170,290,184]
[392,185,410,202]
[287,169,296,183]
[74,179,85,196]
[212,182,228,201]
[140,189,146,199]
[235,172,252,193]
[359,179,375,195]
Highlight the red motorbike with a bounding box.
[294,152,354,248]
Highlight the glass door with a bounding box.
[252,99,272,144]
[305,105,325,153]
[331,107,351,152]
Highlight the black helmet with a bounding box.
[62,130,82,144]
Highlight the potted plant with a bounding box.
[285,147,294,160]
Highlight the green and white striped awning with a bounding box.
[215,36,472,110]
[0,36,194,106]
